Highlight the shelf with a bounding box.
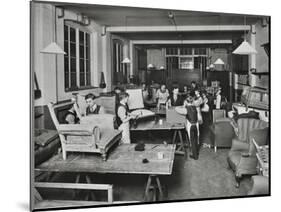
[250,72,269,76]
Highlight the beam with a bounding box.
[131,40,232,45]
[107,25,250,33]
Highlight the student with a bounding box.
[192,89,204,125]
[116,92,137,144]
[168,86,182,107]
[190,81,198,93]
[176,96,199,160]
[156,84,170,109]
[85,93,105,115]
[214,87,222,109]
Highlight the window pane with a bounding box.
[64,56,69,89]
[70,43,76,57]
[86,60,91,86]
[70,27,76,42]
[79,45,84,58]
[64,41,68,56]
[86,46,90,59]
[86,33,90,47]
[64,25,68,41]
[80,72,85,86]
[180,47,192,55]
[80,59,85,73]
[79,31,84,44]
[70,58,76,88]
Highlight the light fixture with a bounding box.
[233,16,257,55]
[41,42,65,54]
[214,58,225,65]
[40,6,66,103]
[159,66,165,70]
[214,15,225,66]
[232,40,257,54]
[147,64,154,69]
[121,57,131,64]
[209,64,215,69]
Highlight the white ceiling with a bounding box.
[56,3,265,27]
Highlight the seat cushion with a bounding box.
[231,138,249,151]
[97,129,121,149]
[228,151,243,171]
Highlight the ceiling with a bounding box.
[55,2,266,27]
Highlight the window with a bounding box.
[165,47,208,70]
[112,40,124,84]
[64,24,91,91]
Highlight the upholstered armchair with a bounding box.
[209,117,235,152]
[227,118,268,187]
[48,101,121,161]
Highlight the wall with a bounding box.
[31,2,105,108]
[31,2,110,129]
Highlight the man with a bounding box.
[116,92,137,144]
[175,96,199,160]
[85,93,105,115]
[156,84,170,109]
[168,86,182,107]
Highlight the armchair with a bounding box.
[227,118,268,187]
[48,101,121,161]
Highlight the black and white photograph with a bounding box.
[29,0,270,211]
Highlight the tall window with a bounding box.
[112,40,123,84]
[64,24,91,91]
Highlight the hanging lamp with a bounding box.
[233,16,257,55]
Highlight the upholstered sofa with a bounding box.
[227,118,268,187]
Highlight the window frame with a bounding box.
[64,22,93,92]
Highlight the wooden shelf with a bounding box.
[251,72,269,76]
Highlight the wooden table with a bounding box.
[131,118,188,158]
[36,144,176,202]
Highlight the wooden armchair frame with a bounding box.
[48,101,121,160]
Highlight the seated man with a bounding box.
[168,86,182,107]
[85,93,105,115]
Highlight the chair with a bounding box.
[227,118,268,187]
[209,109,234,152]
[48,101,121,161]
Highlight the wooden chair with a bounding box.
[48,101,121,160]
[33,182,113,210]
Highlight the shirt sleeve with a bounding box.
[117,106,127,122]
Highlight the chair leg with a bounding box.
[235,175,241,188]
[102,152,107,161]
[62,150,67,160]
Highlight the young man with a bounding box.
[116,92,137,144]
[175,96,199,160]
[85,93,105,115]
[168,86,182,107]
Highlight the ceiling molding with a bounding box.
[131,40,232,45]
[107,25,250,33]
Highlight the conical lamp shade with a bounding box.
[121,57,131,64]
[233,40,257,55]
[41,42,66,54]
[214,58,225,65]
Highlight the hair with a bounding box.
[114,87,123,92]
[191,81,196,85]
[85,93,96,100]
[186,95,194,104]
[172,85,179,90]
[119,92,129,101]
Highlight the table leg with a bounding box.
[85,174,97,201]
[155,176,164,201]
[178,130,187,159]
[172,130,177,144]
[144,175,152,201]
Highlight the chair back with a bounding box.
[237,118,268,143]
[212,109,226,123]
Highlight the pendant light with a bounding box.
[214,14,225,65]
[40,6,65,103]
[233,16,257,55]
